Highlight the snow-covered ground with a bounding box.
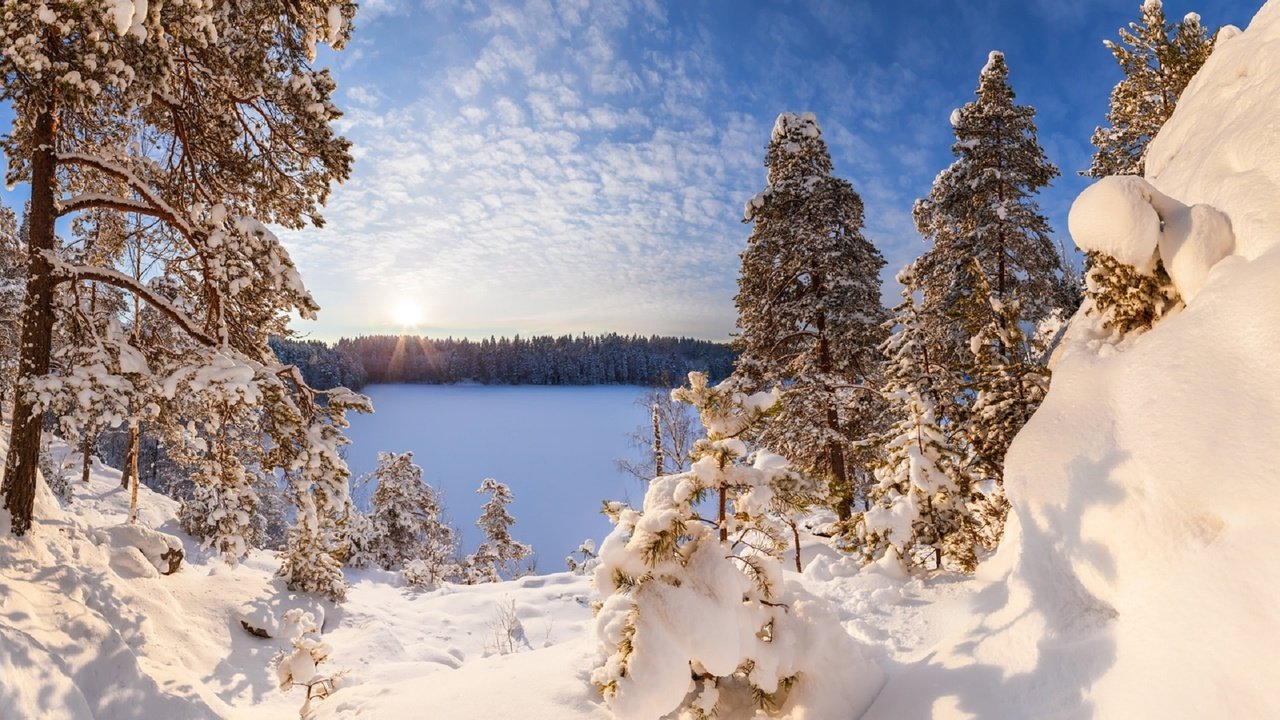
[0,435,988,719]
[5,1,1280,717]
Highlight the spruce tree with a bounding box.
[736,112,888,521]
[1088,1,1214,178]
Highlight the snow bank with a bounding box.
[870,2,1280,717]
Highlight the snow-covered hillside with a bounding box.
[0,432,994,719]
[865,3,1280,718]
[5,2,1280,718]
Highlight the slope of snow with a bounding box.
[0,433,970,719]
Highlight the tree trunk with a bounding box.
[816,311,852,521]
[3,95,58,537]
[80,427,93,484]
[122,422,138,490]
[791,518,802,572]
[718,486,728,543]
[651,402,663,477]
[128,438,140,525]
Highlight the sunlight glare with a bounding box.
[392,298,423,328]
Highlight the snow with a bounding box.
[1067,175,1234,301]
[877,2,1280,717]
[6,1,1280,715]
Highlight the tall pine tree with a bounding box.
[914,51,1069,356]
[0,0,362,563]
[1088,1,1214,178]
[736,112,888,521]
[913,52,1069,496]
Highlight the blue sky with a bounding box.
[2,0,1265,341]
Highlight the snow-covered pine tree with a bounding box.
[911,52,1070,498]
[1083,251,1181,335]
[1083,2,1211,335]
[0,200,25,415]
[849,266,980,571]
[0,1,365,553]
[273,385,371,602]
[592,371,877,719]
[1088,1,1214,178]
[363,451,459,587]
[465,478,532,583]
[914,51,1070,359]
[736,111,888,521]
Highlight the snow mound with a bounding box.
[1068,175,1234,301]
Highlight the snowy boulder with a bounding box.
[1068,174,1234,302]
[90,524,184,576]
[1067,176,1162,273]
[237,593,329,640]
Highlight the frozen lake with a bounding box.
[343,384,653,571]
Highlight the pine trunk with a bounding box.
[121,422,137,489]
[80,428,93,484]
[3,96,58,536]
[816,312,852,521]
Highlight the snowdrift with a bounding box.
[866,3,1280,717]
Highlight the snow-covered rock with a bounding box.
[89,523,184,576]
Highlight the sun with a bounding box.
[391,298,423,329]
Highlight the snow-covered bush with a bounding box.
[591,372,881,719]
[1083,251,1181,335]
[274,608,341,711]
[361,451,460,586]
[566,538,598,575]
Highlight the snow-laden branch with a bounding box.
[57,192,164,220]
[45,253,216,347]
[56,152,197,239]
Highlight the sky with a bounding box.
[1,0,1267,342]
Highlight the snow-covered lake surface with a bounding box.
[343,384,651,569]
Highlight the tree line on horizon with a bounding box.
[270,333,736,389]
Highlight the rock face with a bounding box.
[91,524,185,577]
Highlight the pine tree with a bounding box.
[1088,1,1214,178]
[912,51,1070,506]
[364,451,459,584]
[0,0,364,558]
[736,112,888,521]
[1084,2,1212,335]
[914,52,1069,357]
[592,372,872,719]
[466,478,532,583]
[849,267,981,571]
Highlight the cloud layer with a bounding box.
[280,0,1261,341]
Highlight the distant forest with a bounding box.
[270,334,736,390]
